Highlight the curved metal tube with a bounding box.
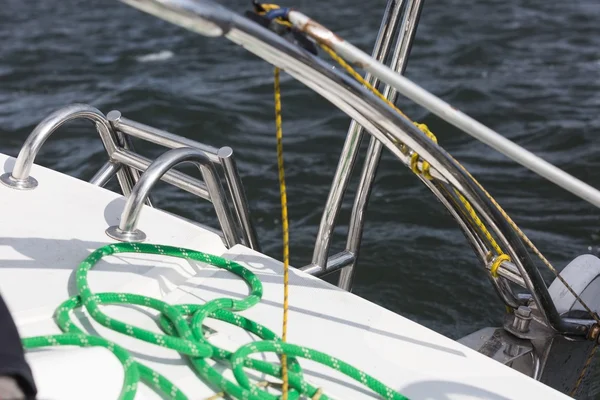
[432,181,521,308]
[13,104,117,180]
[0,103,135,194]
[117,0,588,334]
[106,147,238,247]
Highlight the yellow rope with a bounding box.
[319,45,406,114]
[454,190,503,256]
[490,254,511,278]
[274,66,290,400]
[319,44,438,179]
[319,40,600,325]
[312,388,324,399]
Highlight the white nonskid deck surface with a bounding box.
[0,153,571,400]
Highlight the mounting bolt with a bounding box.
[512,306,532,333]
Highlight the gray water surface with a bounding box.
[1,0,600,343]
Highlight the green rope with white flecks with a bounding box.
[21,243,408,400]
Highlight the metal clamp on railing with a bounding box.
[106,147,237,245]
[0,104,137,193]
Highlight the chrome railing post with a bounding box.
[218,146,260,251]
[309,0,407,273]
[339,0,425,290]
[106,147,238,246]
[114,129,153,207]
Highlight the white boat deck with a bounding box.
[0,153,571,399]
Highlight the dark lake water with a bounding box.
[2,0,600,361]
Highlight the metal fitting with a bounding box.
[512,306,532,333]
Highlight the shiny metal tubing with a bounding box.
[0,104,135,194]
[493,260,526,289]
[432,182,490,263]
[496,268,526,290]
[339,0,425,290]
[301,251,355,276]
[117,0,229,37]
[90,161,120,187]
[425,180,520,308]
[530,353,542,381]
[218,146,260,250]
[438,181,523,304]
[110,111,258,249]
[453,171,575,333]
[118,1,587,333]
[12,104,117,179]
[112,149,210,200]
[115,127,152,206]
[287,10,600,210]
[107,147,238,246]
[312,0,406,272]
[108,111,221,163]
[236,13,575,331]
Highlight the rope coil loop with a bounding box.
[21,243,408,400]
[490,254,511,278]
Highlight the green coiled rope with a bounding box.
[22,243,409,400]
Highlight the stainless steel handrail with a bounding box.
[0,102,257,251]
[0,104,137,194]
[117,129,152,207]
[106,147,238,246]
[218,146,260,251]
[108,111,259,250]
